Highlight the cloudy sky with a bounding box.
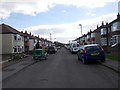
[0,0,119,43]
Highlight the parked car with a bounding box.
[65,45,70,50]
[70,43,80,53]
[56,46,61,49]
[47,46,56,54]
[77,44,105,64]
[111,42,120,47]
[53,46,58,52]
[110,42,120,53]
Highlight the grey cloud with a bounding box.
[29,27,65,35]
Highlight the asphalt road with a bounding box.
[3,47,118,88]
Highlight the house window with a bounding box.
[14,35,17,40]
[101,38,107,46]
[91,33,95,37]
[111,35,120,45]
[108,27,111,33]
[14,46,17,53]
[101,28,107,35]
[25,37,29,42]
[18,46,20,52]
[18,35,21,41]
[87,35,90,39]
[112,22,120,31]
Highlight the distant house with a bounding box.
[28,32,36,52]
[90,31,96,44]
[20,31,30,53]
[91,25,101,45]
[0,24,24,54]
[86,30,92,44]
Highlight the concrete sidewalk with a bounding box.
[101,58,119,73]
[2,56,35,80]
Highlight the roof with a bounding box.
[0,24,20,34]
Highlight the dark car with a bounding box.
[77,44,105,64]
[47,46,56,54]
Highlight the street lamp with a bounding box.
[50,33,52,41]
[79,24,82,36]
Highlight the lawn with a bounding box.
[105,53,120,61]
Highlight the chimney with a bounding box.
[38,35,39,38]
[25,30,27,34]
[106,22,108,26]
[90,29,92,32]
[102,21,104,26]
[30,32,31,35]
[117,12,120,18]
[97,25,99,29]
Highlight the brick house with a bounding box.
[20,31,30,53]
[86,30,92,44]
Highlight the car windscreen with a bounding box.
[73,44,79,47]
[48,47,54,49]
[86,46,101,52]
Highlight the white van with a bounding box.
[70,43,80,53]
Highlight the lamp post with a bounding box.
[79,24,83,45]
[50,33,52,41]
[79,24,82,36]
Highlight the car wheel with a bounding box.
[45,57,47,60]
[82,58,87,64]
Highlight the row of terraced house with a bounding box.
[75,13,120,53]
[0,24,56,55]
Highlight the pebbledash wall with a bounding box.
[2,34,13,54]
[1,34,24,54]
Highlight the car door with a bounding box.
[77,46,83,59]
[79,48,84,59]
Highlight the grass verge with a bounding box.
[105,53,120,61]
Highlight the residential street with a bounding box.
[3,47,118,88]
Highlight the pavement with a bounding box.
[2,56,35,80]
[2,55,120,81]
[101,58,119,73]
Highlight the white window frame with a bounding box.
[111,22,120,32]
[101,28,107,35]
[101,38,107,46]
[91,33,95,38]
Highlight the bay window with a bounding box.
[111,22,120,32]
[91,33,95,38]
[101,28,107,35]
[101,38,107,46]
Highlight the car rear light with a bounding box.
[84,47,87,53]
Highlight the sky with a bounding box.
[0,0,119,43]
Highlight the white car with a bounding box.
[70,43,80,53]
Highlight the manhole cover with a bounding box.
[3,68,15,71]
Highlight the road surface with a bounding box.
[3,47,118,88]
